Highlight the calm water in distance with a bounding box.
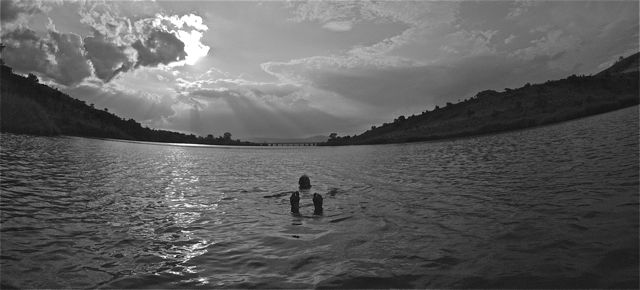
[1,106,638,288]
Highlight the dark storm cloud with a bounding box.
[48,31,93,86]
[2,24,189,85]
[84,30,133,82]
[2,28,92,86]
[1,28,52,73]
[2,0,192,86]
[83,25,188,81]
[132,30,187,68]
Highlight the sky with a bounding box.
[1,0,638,139]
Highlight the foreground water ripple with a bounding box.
[1,107,638,288]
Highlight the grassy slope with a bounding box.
[325,53,639,145]
[0,65,255,145]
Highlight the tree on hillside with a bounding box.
[223,132,232,140]
[27,73,38,83]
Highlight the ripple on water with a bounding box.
[1,107,638,288]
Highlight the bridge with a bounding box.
[261,142,319,146]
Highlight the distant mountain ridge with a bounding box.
[323,53,639,146]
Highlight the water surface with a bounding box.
[1,107,638,288]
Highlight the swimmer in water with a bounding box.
[299,174,311,190]
[290,175,323,215]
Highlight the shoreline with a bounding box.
[321,103,639,146]
[3,104,636,148]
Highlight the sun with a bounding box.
[153,14,211,66]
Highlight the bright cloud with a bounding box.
[153,13,210,65]
[157,13,209,31]
[175,29,210,65]
[323,21,353,32]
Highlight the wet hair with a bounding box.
[298,175,311,190]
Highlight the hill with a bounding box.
[0,65,256,146]
[597,53,639,76]
[323,53,639,146]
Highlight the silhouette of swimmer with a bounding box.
[290,191,300,214]
[313,193,323,215]
[299,175,311,190]
[290,175,323,215]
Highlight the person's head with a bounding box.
[299,175,311,190]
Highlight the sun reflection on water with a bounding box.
[157,148,225,284]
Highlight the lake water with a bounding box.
[1,106,638,288]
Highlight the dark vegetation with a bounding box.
[0,65,256,145]
[323,53,639,146]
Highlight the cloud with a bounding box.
[165,71,364,137]
[67,80,177,125]
[181,78,301,100]
[79,5,210,69]
[286,1,460,66]
[260,50,579,130]
[155,13,209,32]
[1,28,52,74]
[151,13,210,65]
[174,29,209,65]
[288,1,458,27]
[274,0,637,120]
[511,29,581,61]
[3,0,637,139]
[287,1,360,24]
[2,28,92,86]
[83,30,134,82]
[78,2,136,45]
[132,30,187,67]
[504,34,516,44]
[48,30,94,86]
[506,1,538,19]
[359,1,459,26]
[176,86,355,138]
[441,29,498,57]
[2,0,211,85]
[0,0,48,25]
[323,21,353,32]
